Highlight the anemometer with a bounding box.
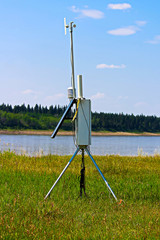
[44,19,118,201]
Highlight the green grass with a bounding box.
[0,152,160,239]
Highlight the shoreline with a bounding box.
[0,130,160,136]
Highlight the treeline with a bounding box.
[0,104,72,130]
[0,103,160,132]
[92,112,160,133]
[0,103,67,116]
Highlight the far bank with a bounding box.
[0,129,160,136]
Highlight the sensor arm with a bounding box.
[51,98,76,138]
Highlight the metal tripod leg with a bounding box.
[85,148,118,202]
[44,147,80,200]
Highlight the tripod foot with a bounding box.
[117,199,124,205]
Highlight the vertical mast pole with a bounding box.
[70,22,76,98]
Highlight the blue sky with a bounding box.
[0,0,160,116]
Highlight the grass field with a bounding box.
[0,151,159,239]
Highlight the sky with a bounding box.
[0,0,160,116]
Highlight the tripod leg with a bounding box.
[85,148,117,202]
[44,147,80,200]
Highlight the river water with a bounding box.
[0,134,160,156]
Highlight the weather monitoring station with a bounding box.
[44,19,118,202]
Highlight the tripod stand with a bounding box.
[44,146,117,201]
[44,20,118,202]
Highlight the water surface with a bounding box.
[0,134,160,156]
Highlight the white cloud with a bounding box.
[82,9,104,19]
[108,3,131,10]
[96,64,126,69]
[136,21,147,27]
[118,96,128,100]
[71,6,104,19]
[108,20,146,37]
[146,35,160,44]
[91,92,105,100]
[21,89,42,102]
[71,6,79,13]
[45,93,65,101]
[108,26,138,36]
[22,89,38,95]
[134,102,147,107]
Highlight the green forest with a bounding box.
[0,103,160,132]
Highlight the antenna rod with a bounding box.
[70,22,76,98]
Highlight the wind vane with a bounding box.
[44,19,118,201]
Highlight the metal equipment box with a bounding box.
[75,99,91,146]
